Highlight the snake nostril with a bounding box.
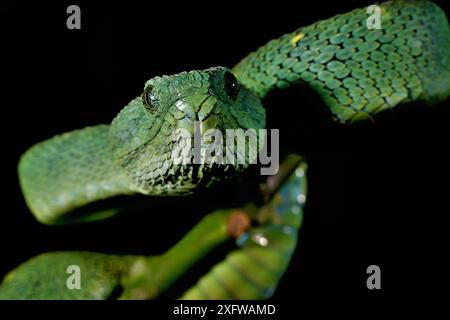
[175,100,197,120]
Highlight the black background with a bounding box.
[1,0,450,299]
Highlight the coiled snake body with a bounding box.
[19,0,450,225]
[2,0,449,299]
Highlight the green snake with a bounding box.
[2,0,449,299]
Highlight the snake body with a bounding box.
[233,0,450,122]
[19,1,449,224]
[20,1,449,225]
[5,0,450,300]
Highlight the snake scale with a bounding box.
[3,0,449,299]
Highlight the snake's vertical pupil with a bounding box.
[142,85,159,112]
[224,71,240,101]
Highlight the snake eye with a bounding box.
[142,85,159,112]
[224,71,240,101]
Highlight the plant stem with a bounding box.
[154,209,232,292]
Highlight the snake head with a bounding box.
[110,67,266,195]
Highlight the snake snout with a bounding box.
[173,94,225,135]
